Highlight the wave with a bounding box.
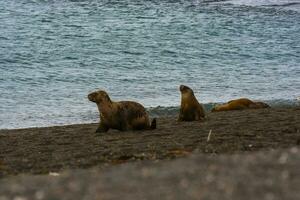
[268,2,300,7]
[225,0,300,8]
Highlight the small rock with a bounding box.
[278,153,289,164]
[281,170,290,180]
[35,191,45,200]
[290,147,298,154]
[0,196,9,200]
[13,197,27,200]
[180,179,189,189]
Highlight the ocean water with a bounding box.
[0,0,299,129]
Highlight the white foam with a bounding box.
[226,0,300,7]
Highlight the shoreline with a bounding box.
[1,100,299,131]
[1,147,300,200]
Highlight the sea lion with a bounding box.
[88,90,156,133]
[211,98,270,112]
[178,85,206,121]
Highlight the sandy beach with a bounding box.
[0,107,300,199]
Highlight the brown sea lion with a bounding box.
[88,90,156,133]
[178,85,206,121]
[211,98,270,112]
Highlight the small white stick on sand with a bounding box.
[207,130,212,142]
[49,172,60,176]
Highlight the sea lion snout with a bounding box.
[179,85,190,92]
[88,92,97,102]
[252,101,270,108]
[88,90,111,104]
[179,85,185,91]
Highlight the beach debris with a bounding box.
[0,160,6,170]
[35,191,45,200]
[168,149,191,157]
[141,167,154,178]
[290,147,298,154]
[278,153,289,164]
[13,197,27,200]
[207,129,212,142]
[281,170,290,180]
[180,178,189,189]
[49,172,60,176]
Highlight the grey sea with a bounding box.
[0,0,299,129]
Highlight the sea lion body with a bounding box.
[88,90,156,133]
[212,98,270,112]
[178,85,205,121]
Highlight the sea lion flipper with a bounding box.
[195,112,203,121]
[178,107,184,121]
[177,115,183,122]
[96,123,109,134]
[150,118,156,129]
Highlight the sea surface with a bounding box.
[0,0,299,129]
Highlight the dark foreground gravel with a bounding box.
[1,147,300,200]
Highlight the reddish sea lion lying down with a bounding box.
[88,90,156,133]
[178,85,205,121]
[211,98,270,112]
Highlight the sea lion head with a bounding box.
[253,101,270,108]
[179,85,194,96]
[88,90,112,104]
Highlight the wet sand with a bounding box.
[0,107,300,199]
